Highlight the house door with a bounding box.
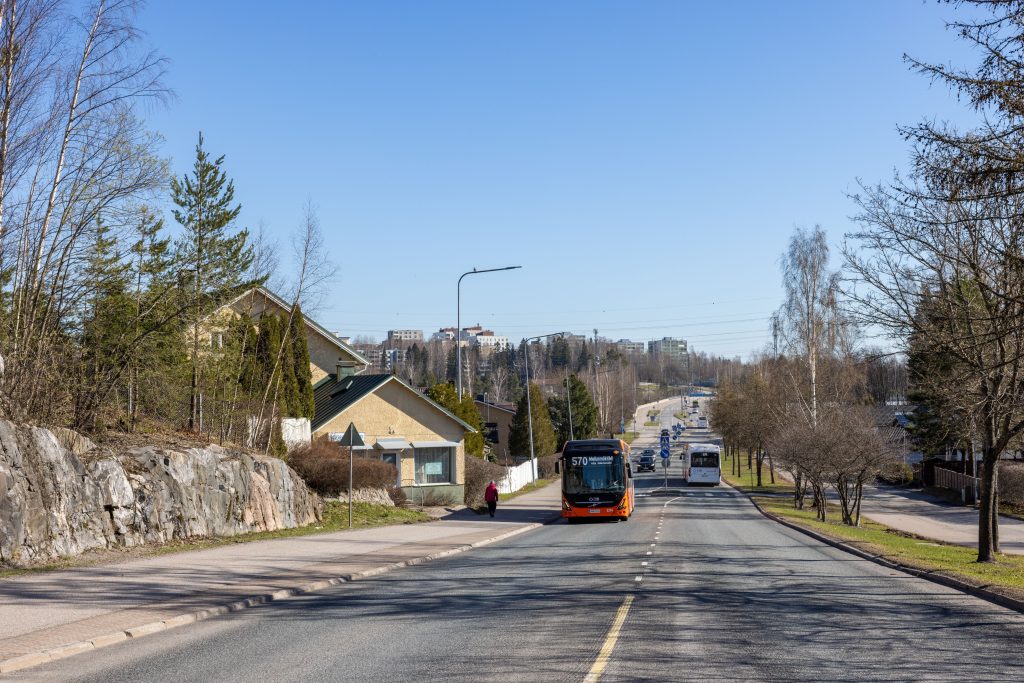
[381,452,400,486]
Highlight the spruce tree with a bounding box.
[289,306,315,419]
[172,133,257,431]
[75,220,133,428]
[279,314,301,417]
[509,382,557,457]
[426,382,485,456]
[548,373,599,446]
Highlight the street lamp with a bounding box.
[523,332,568,482]
[457,266,522,401]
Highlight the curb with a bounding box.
[0,522,545,675]
[724,481,1024,616]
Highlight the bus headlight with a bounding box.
[562,498,572,511]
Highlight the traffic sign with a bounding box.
[660,435,670,448]
[660,446,670,459]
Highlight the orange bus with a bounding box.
[558,439,635,523]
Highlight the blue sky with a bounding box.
[136,1,977,359]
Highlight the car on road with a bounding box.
[698,416,708,429]
[636,452,657,472]
[660,428,670,437]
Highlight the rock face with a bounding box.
[0,421,321,566]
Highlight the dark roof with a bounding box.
[474,399,516,414]
[312,373,477,433]
[312,374,391,431]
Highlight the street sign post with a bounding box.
[336,422,364,528]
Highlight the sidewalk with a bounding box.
[861,485,1024,555]
[0,481,562,674]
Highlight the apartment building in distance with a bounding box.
[616,339,646,355]
[470,330,510,351]
[387,329,424,344]
[648,337,689,369]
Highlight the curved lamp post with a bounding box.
[456,266,521,400]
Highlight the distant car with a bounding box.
[641,448,656,457]
[698,417,708,429]
[636,452,657,472]
[660,428,670,437]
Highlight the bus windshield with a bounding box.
[564,453,626,494]
[691,453,719,468]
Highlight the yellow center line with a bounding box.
[583,594,635,683]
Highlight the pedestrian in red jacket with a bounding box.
[485,480,499,517]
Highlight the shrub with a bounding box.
[387,485,409,507]
[537,454,560,479]
[288,441,397,495]
[1000,461,1024,507]
[417,489,458,507]
[464,455,506,509]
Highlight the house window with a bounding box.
[380,452,398,469]
[414,447,452,485]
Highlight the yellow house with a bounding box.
[313,373,473,503]
[209,286,370,383]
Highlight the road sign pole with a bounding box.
[337,422,364,529]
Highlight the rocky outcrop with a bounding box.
[0,421,321,566]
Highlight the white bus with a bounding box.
[683,443,721,485]
[697,416,708,429]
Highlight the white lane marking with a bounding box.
[650,543,655,547]
[646,551,652,555]
[634,576,642,582]
[583,594,635,683]
[641,561,648,566]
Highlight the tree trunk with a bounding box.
[755,447,763,488]
[977,455,999,562]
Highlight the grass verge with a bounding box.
[721,449,1024,598]
[643,421,659,427]
[500,477,558,501]
[754,495,1024,595]
[613,431,638,444]
[721,451,791,495]
[0,501,432,580]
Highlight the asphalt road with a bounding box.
[17,407,1024,682]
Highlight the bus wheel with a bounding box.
[566,518,578,525]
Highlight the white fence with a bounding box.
[281,417,311,450]
[498,459,537,494]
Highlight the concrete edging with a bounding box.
[725,481,1024,616]
[0,522,546,675]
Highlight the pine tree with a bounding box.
[172,132,257,431]
[509,382,557,457]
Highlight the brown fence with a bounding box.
[933,466,980,504]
